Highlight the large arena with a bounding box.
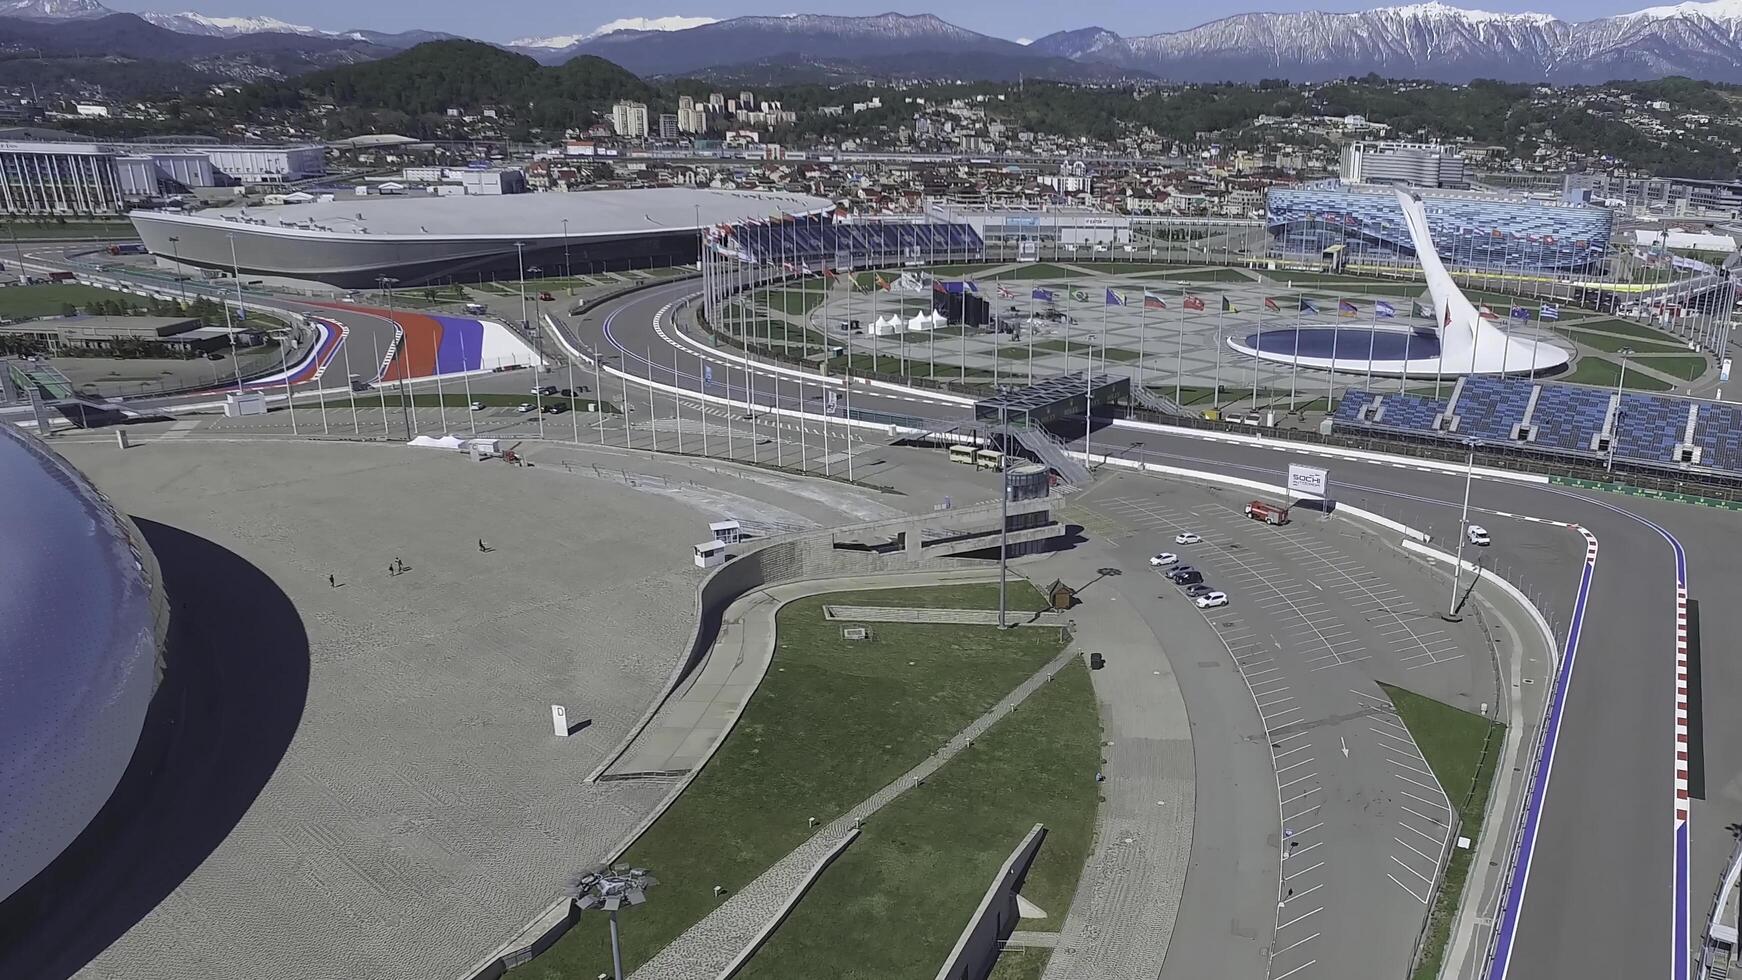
[128,188,833,290]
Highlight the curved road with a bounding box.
[581,273,1736,980]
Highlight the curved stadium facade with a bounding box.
[0,425,169,905]
[1268,183,1615,273]
[129,188,835,290]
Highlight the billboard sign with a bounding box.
[1287,464,1329,499]
[1722,358,1732,383]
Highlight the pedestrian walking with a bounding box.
[478,538,487,553]
[328,573,336,587]
[387,564,395,577]
[394,557,404,573]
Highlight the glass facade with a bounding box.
[1267,184,1613,273]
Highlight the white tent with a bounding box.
[867,313,902,336]
[907,311,935,332]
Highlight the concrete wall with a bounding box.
[935,823,1049,980]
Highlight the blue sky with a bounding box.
[104,1,1665,44]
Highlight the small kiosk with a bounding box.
[694,540,726,569]
[709,520,742,545]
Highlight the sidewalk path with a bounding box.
[1030,547,1195,980]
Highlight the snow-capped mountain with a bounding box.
[1068,0,1742,82]
[0,0,108,19]
[140,11,323,37]
[1026,26,1124,61]
[512,15,719,50]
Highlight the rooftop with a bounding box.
[132,188,835,241]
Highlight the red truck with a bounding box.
[1244,500,1291,525]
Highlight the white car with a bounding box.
[1148,552,1179,567]
[515,402,535,414]
[1174,532,1202,545]
[1467,525,1491,546]
[1194,591,1229,609]
[469,401,485,411]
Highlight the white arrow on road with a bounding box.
[1340,736,1350,759]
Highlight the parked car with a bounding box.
[1195,591,1229,609]
[538,291,555,302]
[1148,552,1179,567]
[542,402,567,414]
[469,401,485,411]
[1174,531,1202,545]
[1165,565,1198,582]
[1172,570,1205,587]
[531,384,557,396]
[515,402,535,413]
[1467,524,1491,546]
[1184,583,1216,598]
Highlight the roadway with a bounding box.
[584,273,1734,980]
[20,243,1739,979]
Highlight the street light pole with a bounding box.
[379,275,409,440]
[997,395,1011,629]
[1445,437,1476,621]
[567,866,657,980]
[1609,347,1633,473]
[167,235,186,304]
[561,219,571,280]
[223,232,244,390]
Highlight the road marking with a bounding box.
[1284,861,1325,881]
[1388,873,1430,905]
[1271,932,1321,957]
[1276,906,1325,930]
[1273,959,1319,980]
[1281,882,1325,905]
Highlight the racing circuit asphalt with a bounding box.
[583,275,1737,980]
[28,248,1741,980]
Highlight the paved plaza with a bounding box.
[33,437,904,980]
[738,262,1575,411]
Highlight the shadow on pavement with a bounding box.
[0,519,310,979]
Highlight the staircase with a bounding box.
[1132,385,1188,417]
[1013,426,1092,486]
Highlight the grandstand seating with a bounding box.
[1528,384,1613,453]
[1333,390,1378,424]
[1612,393,1689,464]
[1692,403,1742,472]
[731,216,983,266]
[1376,392,1449,430]
[1451,377,1534,441]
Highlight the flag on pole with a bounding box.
[997,284,1016,299]
[1221,296,1238,313]
[1105,288,1126,306]
[1375,300,1396,318]
[963,279,980,294]
[1540,303,1560,321]
[1264,297,1281,313]
[1412,301,1430,318]
[1184,295,1206,311]
[1338,299,1359,317]
[875,274,891,291]
[936,280,966,294]
[1478,305,1499,320]
[1070,287,1091,303]
[1444,306,1453,327]
[1143,289,1167,310]
[1509,305,1531,320]
[1299,298,1320,314]
[1032,287,1055,301]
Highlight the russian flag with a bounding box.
[1143,290,1167,310]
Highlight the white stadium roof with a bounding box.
[145,188,834,240]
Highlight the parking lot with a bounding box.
[1080,476,1493,980]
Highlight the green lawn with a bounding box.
[1381,685,1504,980]
[1563,317,1689,344]
[524,582,1066,980]
[1634,354,1708,381]
[1561,356,1676,391]
[1,221,136,239]
[1154,268,1254,283]
[761,289,827,316]
[0,283,128,318]
[986,947,1053,980]
[734,661,1100,979]
[1295,283,1428,298]
[1550,326,1685,355]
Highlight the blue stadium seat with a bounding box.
[1612,393,1689,465]
[1334,390,1377,423]
[1529,385,1612,452]
[1452,377,1534,441]
[1693,403,1742,472]
[1377,392,1450,431]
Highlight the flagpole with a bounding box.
[341,327,359,435]
[593,350,605,446]
[1213,301,1224,410]
[1251,299,1262,411]
[373,332,388,436]
[1175,298,1185,406]
[1289,294,1300,413]
[1365,301,1378,391]
[672,346,684,454]
[1138,291,1148,398]
[461,333,476,437]
[1325,300,1338,415]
